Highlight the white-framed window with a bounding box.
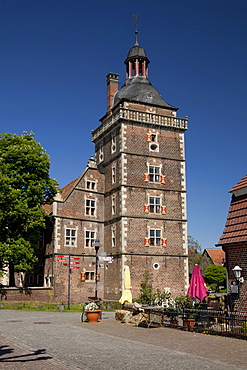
[85,230,95,247]
[144,230,167,247]
[144,199,166,214]
[44,275,53,287]
[149,197,161,213]
[86,180,96,190]
[144,165,166,184]
[112,226,116,248]
[111,130,116,153]
[112,164,116,184]
[65,228,77,246]
[112,194,116,215]
[150,229,161,246]
[153,263,160,270]
[148,166,160,182]
[85,199,96,216]
[84,271,95,281]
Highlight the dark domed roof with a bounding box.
[125,45,149,62]
[113,76,177,110]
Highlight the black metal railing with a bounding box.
[164,308,247,339]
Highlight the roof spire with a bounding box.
[132,14,139,46]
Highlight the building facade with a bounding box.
[10,39,189,304]
[217,175,247,313]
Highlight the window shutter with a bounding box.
[161,206,166,214]
[97,273,100,282]
[81,273,86,281]
[160,175,166,184]
[146,133,152,142]
[162,238,167,247]
[144,173,149,181]
[144,237,150,246]
[144,204,149,213]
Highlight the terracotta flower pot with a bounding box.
[170,319,178,328]
[85,310,101,323]
[183,318,195,331]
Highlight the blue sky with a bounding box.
[1,0,247,250]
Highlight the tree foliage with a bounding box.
[138,270,170,305]
[139,270,153,305]
[203,265,226,292]
[188,236,212,275]
[188,235,202,252]
[0,132,58,285]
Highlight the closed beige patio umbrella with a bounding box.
[119,265,132,304]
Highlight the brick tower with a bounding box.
[92,36,189,300]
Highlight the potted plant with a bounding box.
[166,300,179,328]
[174,294,196,331]
[84,302,101,323]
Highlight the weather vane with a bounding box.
[132,14,139,45]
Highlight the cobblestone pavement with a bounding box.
[0,310,246,369]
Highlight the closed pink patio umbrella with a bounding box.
[187,264,209,302]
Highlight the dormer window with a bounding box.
[86,180,96,190]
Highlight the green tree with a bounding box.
[188,236,212,274]
[188,235,202,252]
[203,265,226,292]
[138,270,171,305]
[0,132,58,285]
[138,270,152,305]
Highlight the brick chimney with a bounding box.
[106,73,119,113]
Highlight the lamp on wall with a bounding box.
[232,266,244,284]
[92,238,102,300]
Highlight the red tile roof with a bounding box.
[218,193,247,245]
[42,177,79,216]
[61,177,79,199]
[204,248,225,265]
[43,203,52,214]
[229,174,247,193]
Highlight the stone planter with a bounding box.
[85,310,101,323]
